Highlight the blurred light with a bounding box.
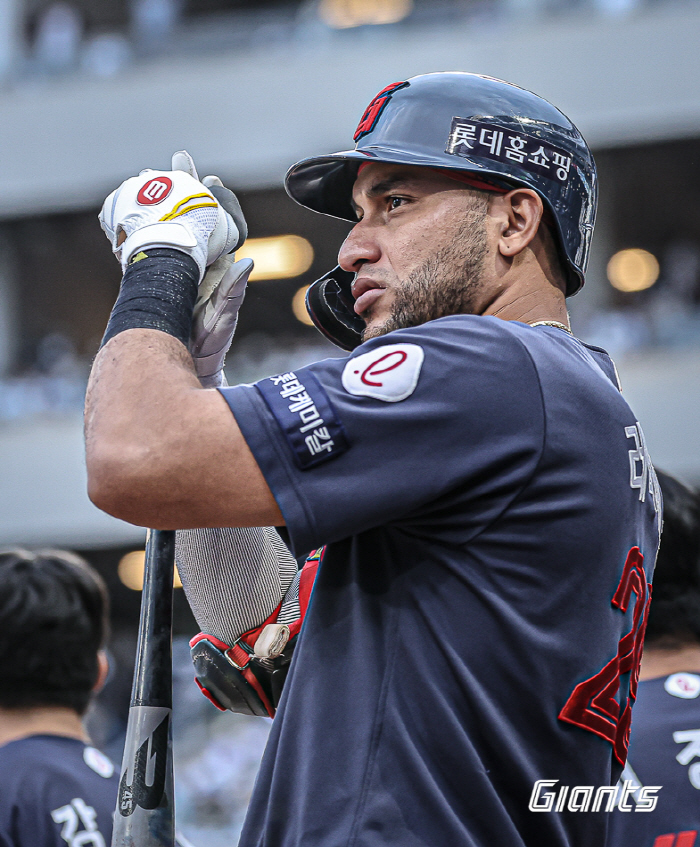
[292,286,315,325]
[118,550,183,591]
[237,235,314,281]
[607,248,660,293]
[319,0,413,29]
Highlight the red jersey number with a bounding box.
[559,547,651,765]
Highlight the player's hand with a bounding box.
[99,151,244,279]
[174,155,252,387]
[191,254,253,388]
[172,151,248,249]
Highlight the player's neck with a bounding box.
[481,266,570,330]
[0,705,88,747]
[639,643,700,680]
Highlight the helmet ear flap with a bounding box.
[305,266,364,351]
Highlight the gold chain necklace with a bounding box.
[529,320,573,335]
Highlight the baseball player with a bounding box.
[85,72,661,846]
[607,471,700,846]
[0,548,117,847]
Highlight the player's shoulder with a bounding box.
[330,316,547,408]
[0,733,81,760]
[389,313,523,341]
[0,735,116,782]
[363,314,538,364]
[424,315,619,386]
[382,316,623,397]
[0,736,117,846]
[638,672,700,707]
[367,314,587,380]
[301,315,619,408]
[627,675,700,763]
[0,737,79,826]
[376,313,580,353]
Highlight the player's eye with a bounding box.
[388,196,407,211]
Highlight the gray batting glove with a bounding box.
[191,254,254,388]
[172,152,253,388]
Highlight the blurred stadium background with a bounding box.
[0,0,698,842]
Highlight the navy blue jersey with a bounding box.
[0,735,118,847]
[220,315,661,847]
[608,674,700,847]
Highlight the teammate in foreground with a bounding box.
[608,472,700,845]
[0,548,117,847]
[85,73,661,846]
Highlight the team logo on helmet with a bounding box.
[354,81,410,142]
[136,176,173,205]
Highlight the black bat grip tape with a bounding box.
[131,530,175,708]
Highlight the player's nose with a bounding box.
[338,221,381,273]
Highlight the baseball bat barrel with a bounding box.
[112,529,176,847]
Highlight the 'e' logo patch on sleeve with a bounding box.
[255,370,349,469]
[342,343,424,402]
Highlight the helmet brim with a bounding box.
[285,147,519,222]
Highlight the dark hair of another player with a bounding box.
[0,548,109,715]
[644,471,700,647]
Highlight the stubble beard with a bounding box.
[361,205,489,343]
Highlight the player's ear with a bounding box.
[495,188,543,259]
[93,649,109,693]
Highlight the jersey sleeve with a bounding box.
[220,316,545,556]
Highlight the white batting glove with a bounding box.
[191,254,254,388]
[99,151,241,279]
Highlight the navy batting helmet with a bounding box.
[285,72,597,351]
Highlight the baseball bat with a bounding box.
[112,529,176,847]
